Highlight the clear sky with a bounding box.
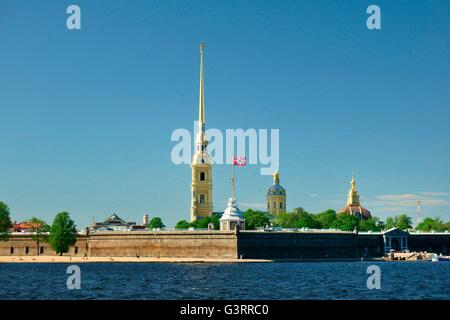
[0,0,449,229]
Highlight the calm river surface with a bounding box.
[0,262,449,300]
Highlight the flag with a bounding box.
[233,155,248,167]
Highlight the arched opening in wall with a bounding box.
[10,247,14,254]
[200,172,205,181]
[25,246,29,254]
[272,202,276,209]
[40,247,44,254]
[200,194,206,204]
[279,202,283,209]
[75,247,79,254]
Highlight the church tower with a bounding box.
[267,171,286,215]
[190,43,213,222]
[339,176,372,220]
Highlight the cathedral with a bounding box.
[190,43,213,222]
[339,176,372,220]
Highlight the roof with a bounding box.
[12,222,43,230]
[383,227,409,236]
[267,184,286,196]
[93,213,136,228]
[339,205,372,220]
[220,197,245,221]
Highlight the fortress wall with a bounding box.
[87,231,238,258]
[2,231,449,259]
[0,234,89,257]
[237,231,360,260]
[356,234,384,257]
[408,234,450,254]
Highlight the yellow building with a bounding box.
[339,176,372,220]
[190,43,213,222]
[267,171,286,215]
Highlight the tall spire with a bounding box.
[198,42,205,124]
[192,42,211,165]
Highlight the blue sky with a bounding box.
[0,0,449,228]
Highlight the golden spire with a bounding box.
[347,176,360,206]
[273,170,280,184]
[198,42,205,124]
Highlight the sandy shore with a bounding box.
[0,255,273,264]
[0,256,382,263]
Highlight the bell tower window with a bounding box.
[200,172,206,181]
[200,194,206,204]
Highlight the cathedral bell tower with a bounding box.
[190,43,213,222]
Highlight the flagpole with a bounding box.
[232,161,235,199]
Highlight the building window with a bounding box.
[75,247,79,254]
[25,246,29,254]
[200,194,206,204]
[279,202,283,209]
[272,202,276,209]
[10,247,14,254]
[200,172,205,181]
[40,247,44,254]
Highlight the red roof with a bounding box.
[12,222,43,231]
[339,205,372,220]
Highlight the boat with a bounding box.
[437,254,450,262]
[430,253,450,262]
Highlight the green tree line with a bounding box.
[176,207,450,233]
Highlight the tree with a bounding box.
[292,209,320,229]
[397,215,412,230]
[209,214,220,230]
[385,217,395,229]
[243,209,270,230]
[189,214,220,230]
[48,212,78,256]
[332,212,360,231]
[416,217,447,232]
[28,217,50,255]
[273,208,320,229]
[359,217,384,232]
[0,202,12,241]
[385,214,412,230]
[175,220,190,229]
[314,209,337,229]
[148,217,165,229]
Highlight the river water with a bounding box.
[0,261,449,300]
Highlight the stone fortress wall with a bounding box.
[0,230,448,259]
